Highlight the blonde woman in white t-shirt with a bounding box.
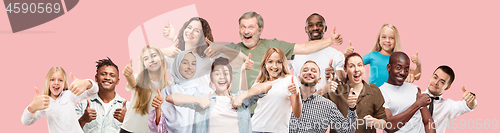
[121,45,170,133]
[231,47,302,133]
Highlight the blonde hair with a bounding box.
[43,67,69,96]
[255,47,291,83]
[371,24,402,53]
[133,45,170,115]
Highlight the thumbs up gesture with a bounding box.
[462,86,477,108]
[411,51,421,66]
[288,76,298,95]
[162,40,181,58]
[330,26,343,45]
[325,59,335,81]
[163,22,177,41]
[415,87,431,107]
[79,99,97,124]
[68,73,92,96]
[344,40,354,56]
[28,87,50,113]
[114,100,127,123]
[405,68,421,83]
[152,89,164,109]
[242,53,254,71]
[123,57,136,88]
[196,92,212,109]
[347,88,358,108]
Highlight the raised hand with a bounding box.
[114,100,127,123]
[68,73,92,96]
[230,94,244,109]
[347,88,357,108]
[325,59,335,80]
[123,57,136,88]
[344,40,354,56]
[330,26,343,45]
[462,86,476,104]
[288,77,298,94]
[152,89,164,109]
[162,39,181,58]
[80,99,97,124]
[197,92,212,109]
[415,87,431,107]
[242,53,254,71]
[28,87,50,113]
[364,115,376,127]
[405,68,421,83]
[163,22,177,41]
[411,51,421,66]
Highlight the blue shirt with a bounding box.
[363,51,390,87]
[179,91,260,133]
[75,93,126,133]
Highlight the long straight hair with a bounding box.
[134,45,170,115]
[371,23,402,53]
[255,47,291,83]
[43,67,69,96]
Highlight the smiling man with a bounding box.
[379,52,435,133]
[208,11,343,93]
[289,13,346,91]
[289,60,357,133]
[75,57,128,133]
[423,65,477,133]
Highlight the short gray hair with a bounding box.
[239,11,264,30]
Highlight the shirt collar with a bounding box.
[424,90,443,101]
[90,92,126,104]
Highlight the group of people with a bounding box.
[21,11,478,133]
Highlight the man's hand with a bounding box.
[28,87,50,113]
[330,26,343,45]
[113,100,127,123]
[415,87,431,107]
[80,99,97,124]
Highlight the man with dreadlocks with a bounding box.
[75,57,128,133]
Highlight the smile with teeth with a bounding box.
[185,70,194,75]
[185,33,194,39]
[353,73,361,79]
[218,81,227,86]
[149,62,157,68]
[102,81,113,85]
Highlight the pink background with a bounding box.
[1,0,498,132]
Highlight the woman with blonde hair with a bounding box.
[344,24,421,87]
[21,67,99,133]
[231,47,302,133]
[120,45,170,133]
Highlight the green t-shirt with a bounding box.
[227,38,295,93]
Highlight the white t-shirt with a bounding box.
[209,96,239,133]
[102,102,112,114]
[121,74,160,133]
[251,75,300,132]
[423,91,474,133]
[289,47,344,90]
[380,82,425,133]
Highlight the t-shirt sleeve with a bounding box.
[372,85,388,121]
[363,52,373,65]
[334,51,345,70]
[272,39,295,60]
